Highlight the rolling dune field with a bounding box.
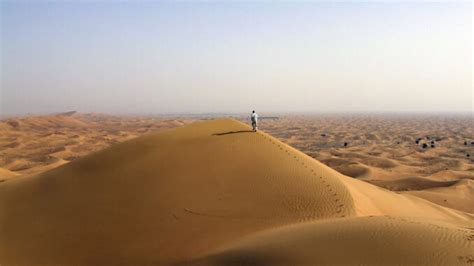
[0,118,473,265]
[1,113,472,215]
[0,112,191,178]
[257,114,474,213]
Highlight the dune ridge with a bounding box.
[259,114,474,213]
[0,119,472,265]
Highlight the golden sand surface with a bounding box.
[256,114,474,213]
[0,119,472,265]
[0,112,191,177]
[1,113,473,214]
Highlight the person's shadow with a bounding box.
[212,130,254,136]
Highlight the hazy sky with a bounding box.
[1,1,472,115]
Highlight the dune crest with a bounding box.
[0,119,472,265]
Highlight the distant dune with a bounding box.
[0,119,472,265]
[0,113,192,175]
[259,114,474,213]
[2,113,472,214]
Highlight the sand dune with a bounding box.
[0,119,472,265]
[2,113,472,214]
[407,179,474,214]
[259,114,474,213]
[367,176,458,191]
[0,113,192,175]
[188,216,473,265]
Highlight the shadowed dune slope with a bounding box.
[0,119,472,265]
[366,177,458,191]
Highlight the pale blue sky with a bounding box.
[1,1,472,115]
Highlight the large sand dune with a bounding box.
[259,114,474,213]
[2,113,472,214]
[0,119,472,265]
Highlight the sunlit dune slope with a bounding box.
[187,216,474,266]
[0,119,472,265]
[406,179,474,214]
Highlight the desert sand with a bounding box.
[2,113,472,215]
[0,112,191,178]
[0,118,472,265]
[257,114,474,213]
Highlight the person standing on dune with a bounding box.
[251,110,258,132]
